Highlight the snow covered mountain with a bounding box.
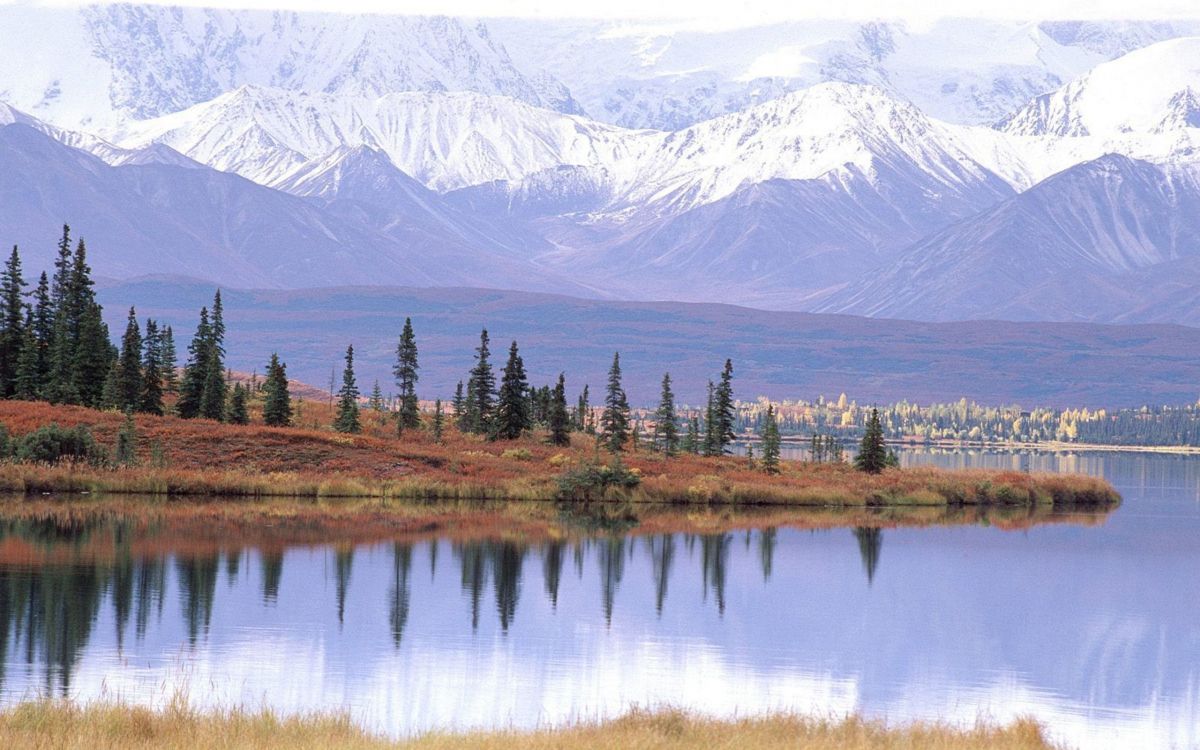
[0,3,580,131]
[109,86,645,192]
[819,155,1200,322]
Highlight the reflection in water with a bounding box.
[0,449,1196,750]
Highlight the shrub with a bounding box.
[556,460,641,502]
[501,447,533,461]
[547,453,570,467]
[13,424,104,466]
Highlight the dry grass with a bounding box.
[0,401,1120,508]
[0,701,1061,750]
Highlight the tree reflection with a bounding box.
[853,527,883,585]
[542,541,565,609]
[648,535,675,617]
[390,543,412,647]
[177,554,219,646]
[700,533,731,615]
[334,546,354,627]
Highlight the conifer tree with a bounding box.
[29,272,52,389]
[432,398,445,443]
[575,385,591,432]
[159,325,178,393]
[262,354,292,427]
[761,404,781,474]
[115,307,143,412]
[452,380,466,430]
[703,380,719,456]
[333,345,361,434]
[74,298,113,409]
[13,323,40,401]
[682,416,699,454]
[600,352,630,453]
[492,341,530,440]
[854,407,888,474]
[227,383,249,425]
[653,372,678,456]
[714,359,736,454]
[176,307,211,419]
[549,373,571,447]
[139,319,164,415]
[114,411,138,466]
[0,246,26,397]
[50,225,72,310]
[369,381,385,412]
[100,360,119,410]
[394,317,420,433]
[465,329,494,434]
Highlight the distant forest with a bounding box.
[716,396,1200,447]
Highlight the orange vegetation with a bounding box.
[0,400,1120,508]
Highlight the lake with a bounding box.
[0,448,1196,749]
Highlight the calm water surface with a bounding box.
[0,448,1197,749]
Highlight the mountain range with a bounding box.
[3,5,1200,325]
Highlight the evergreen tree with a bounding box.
[333,345,361,434]
[73,298,113,409]
[549,373,570,447]
[114,307,143,412]
[394,317,420,433]
[139,319,164,415]
[761,404,781,474]
[227,383,250,425]
[465,329,495,434]
[29,272,52,389]
[432,399,445,443]
[159,325,178,393]
[653,372,678,456]
[703,381,719,456]
[13,323,40,401]
[854,407,888,474]
[99,360,119,411]
[452,381,466,430]
[50,225,72,310]
[713,359,736,454]
[176,308,211,419]
[600,352,630,453]
[114,411,138,466]
[682,416,699,455]
[262,354,292,427]
[492,341,530,440]
[0,246,26,397]
[575,385,591,432]
[369,381,385,412]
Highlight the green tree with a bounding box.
[394,317,420,433]
[368,381,385,412]
[159,325,178,393]
[464,329,494,434]
[653,372,678,456]
[13,323,40,401]
[682,416,699,455]
[262,354,292,427]
[0,246,26,397]
[432,398,445,443]
[600,352,630,453]
[139,319,164,415]
[176,307,211,418]
[575,385,591,433]
[29,271,53,390]
[452,381,466,430]
[114,307,143,412]
[703,381,719,456]
[549,373,571,447]
[854,407,888,474]
[761,404,781,474]
[73,297,113,409]
[114,411,138,466]
[492,341,530,440]
[713,359,735,454]
[227,383,250,425]
[333,345,361,434]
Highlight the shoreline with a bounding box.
[768,435,1200,456]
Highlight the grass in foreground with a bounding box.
[0,400,1120,508]
[0,701,1061,750]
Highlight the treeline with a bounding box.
[734,394,1200,447]
[0,229,792,470]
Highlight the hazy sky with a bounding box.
[12,0,1200,23]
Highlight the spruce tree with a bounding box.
[394,317,420,433]
[432,398,445,443]
[13,323,39,401]
[369,381,385,412]
[333,345,361,434]
[176,307,211,419]
[114,411,138,466]
[262,354,292,427]
[74,300,113,409]
[452,380,466,430]
[465,329,494,434]
[761,405,781,474]
[854,407,888,474]
[653,372,678,456]
[549,373,570,447]
[228,383,250,425]
[703,381,719,456]
[30,272,52,389]
[115,307,143,412]
[0,246,26,397]
[492,341,530,440]
[600,352,630,453]
[139,319,164,415]
[577,384,591,433]
[682,416,698,454]
[160,325,178,393]
[714,359,736,454]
